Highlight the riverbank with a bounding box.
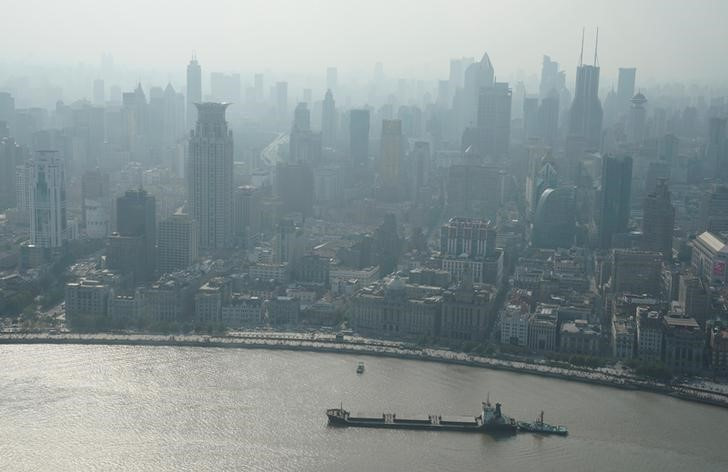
[2,331,727,409]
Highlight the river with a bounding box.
[1,345,727,471]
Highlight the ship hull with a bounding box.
[327,414,517,434]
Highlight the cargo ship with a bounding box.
[326,398,518,434]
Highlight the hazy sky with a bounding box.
[4,0,728,84]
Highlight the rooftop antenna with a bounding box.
[593,27,600,67]
[579,27,585,66]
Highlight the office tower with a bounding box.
[374,213,401,276]
[275,162,314,217]
[617,68,637,113]
[93,79,105,105]
[378,119,402,191]
[28,151,67,248]
[273,218,305,268]
[186,56,202,129]
[326,67,338,92]
[533,186,576,248]
[539,55,565,99]
[598,155,633,249]
[537,92,560,146]
[233,185,260,243]
[187,102,234,249]
[276,82,288,125]
[699,185,728,233]
[210,72,242,103]
[289,103,322,164]
[0,136,22,210]
[321,89,337,148]
[461,53,495,128]
[642,179,675,261]
[476,82,512,159]
[410,141,430,201]
[629,92,648,143]
[163,83,185,149]
[81,169,110,239]
[523,97,539,141]
[659,134,679,163]
[158,213,198,274]
[707,117,727,180]
[569,33,603,149]
[349,109,370,164]
[109,189,156,282]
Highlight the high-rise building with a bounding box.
[378,119,403,193]
[275,162,314,217]
[617,67,637,113]
[611,249,663,296]
[642,179,675,261]
[533,186,576,249]
[109,189,156,282]
[699,185,728,233]
[476,82,512,159]
[0,136,22,210]
[349,109,370,164]
[537,93,560,146]
[289,103,322,164]
[186,56,202,129]
[81,169,110,239]
[570,34,603,149]
[321,89,337,148]
[628,92,648,143]
[187,102,234,249]
[598,155,633,249]
[706,117,727,180]
[158,213,198,274]
[461,52,495,128]
[233,185,260,244]
[28,151,67,248]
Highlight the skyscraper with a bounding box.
[187,102,234,249]
[617,67,637,113]
[598,155,633,249]
[707,117,727,180]
[81,169,110,239]
[158,213,198,274]
[349,109,370,164]
[378,119,402,192]
[109,189,156,282]
[289,103,322,164]
[28,151,67,248]
[186,56,202,129]
[476,82,512,159]
[628,92,648,143]
[321,89,337,148]
[642,179,675,261]
[533,186,576,249]
[0,136,22,210]
[569,32,603,149]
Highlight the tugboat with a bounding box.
[326,397,518,434]
[356,362,365,374]
[517,411,568,436]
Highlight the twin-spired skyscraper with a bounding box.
[187,102,233,249]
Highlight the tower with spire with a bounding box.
[569,28,603,149]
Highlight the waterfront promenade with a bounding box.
[2,330,727,408]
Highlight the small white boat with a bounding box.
[356,362,365,374]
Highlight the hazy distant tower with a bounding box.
[642,179,675,261]
[186,56,202,129]
[569,30,603,149]
[29,151,67,248]
[350,109,370,164]
[321,89,337,148]
[187,103,234,249]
